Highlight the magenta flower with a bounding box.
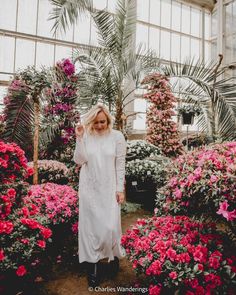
[216,201,236,221]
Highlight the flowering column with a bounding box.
[142,73,183,157]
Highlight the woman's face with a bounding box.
[93,111,108,134]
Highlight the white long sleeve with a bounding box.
[73,137,88,166]
[115,131,127,192]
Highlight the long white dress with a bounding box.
[73,129,126,263]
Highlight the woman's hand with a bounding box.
[116,192,125,204]
[75,123,85,138]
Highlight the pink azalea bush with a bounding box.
[156,142,236,228]
[0,140,33,184]
[0,141,52,278]
[142,73,183,157]
[121,216,236,294]
[23,183,79,227]
[0,207,52,277]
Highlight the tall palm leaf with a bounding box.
[49,0,93,34]
[162,58,236,140]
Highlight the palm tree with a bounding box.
[49,0,159,131]
[161,56,236,141]
[2,67,58,184]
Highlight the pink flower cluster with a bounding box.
[56,58,75,77]
[0,188,16,219]
[23,183,79,225]
[156,142,236,224]
[45,103,73,115]
[0,210,52,277]
[0,141,33,184]
[141,73,183,157]
[0,185,52,277]
[121,215,236,294]
[0,141,52,278]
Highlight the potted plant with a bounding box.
[177,104,202,125]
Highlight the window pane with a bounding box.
[233,35,236,61]
[90,19,99,47]
[205,41,211,62]
[190,38,200,60]
[38,0,55,38]
[181,5,190,35]
[149,27,160,53]
[0,86,8,107]
[0,0,17,30]
[57,25,74,42]
[181,36,190,62]
[160,30,170,60]
[211,39,217,60]
[74,13,91,45]
[225,2,233,35]
[233,2,236,32]
[133,113,146,130]
[93,0,107,10]
[225,36,232,64]
[205,13,210,40]
[171,33,180,62]
[211,10,217,37]
[161,0,171,29]
[0,73,13,82]
[0,36,15,73]
[15,39,35,71]
[55,45,73,62]
[134,98,147,112]
[36,42,54,69]
[107,0,116,13]
[172,1,181,32]
[17,0,37,34]
[136,23,149,50]
[191,8,200,37]
[150,0,160,26]
[137,0,149,22]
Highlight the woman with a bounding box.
[73,104,126,287]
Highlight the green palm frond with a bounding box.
[164,58,236,140]
[39,120,60,147]
[3,90,34,149]
[49,0,92,34]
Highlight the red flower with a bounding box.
[37,240,46,248]
[0,221,14,234]
[149,285,161,295]
[16,265,27,276]
[39,227,52,239]
[7,188,16,198]
[166,248,177,261]
[209,256,220,269]
[21,239,29,245]
[20,218,40,229]
[169,271,178,279]
[0,249,5,261]
[197,264,204,271]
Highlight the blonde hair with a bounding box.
[82,104,113,134]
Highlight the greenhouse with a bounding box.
[0,0,236,294]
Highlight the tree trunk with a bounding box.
[115,90,123,131]
[33,97,40,185]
